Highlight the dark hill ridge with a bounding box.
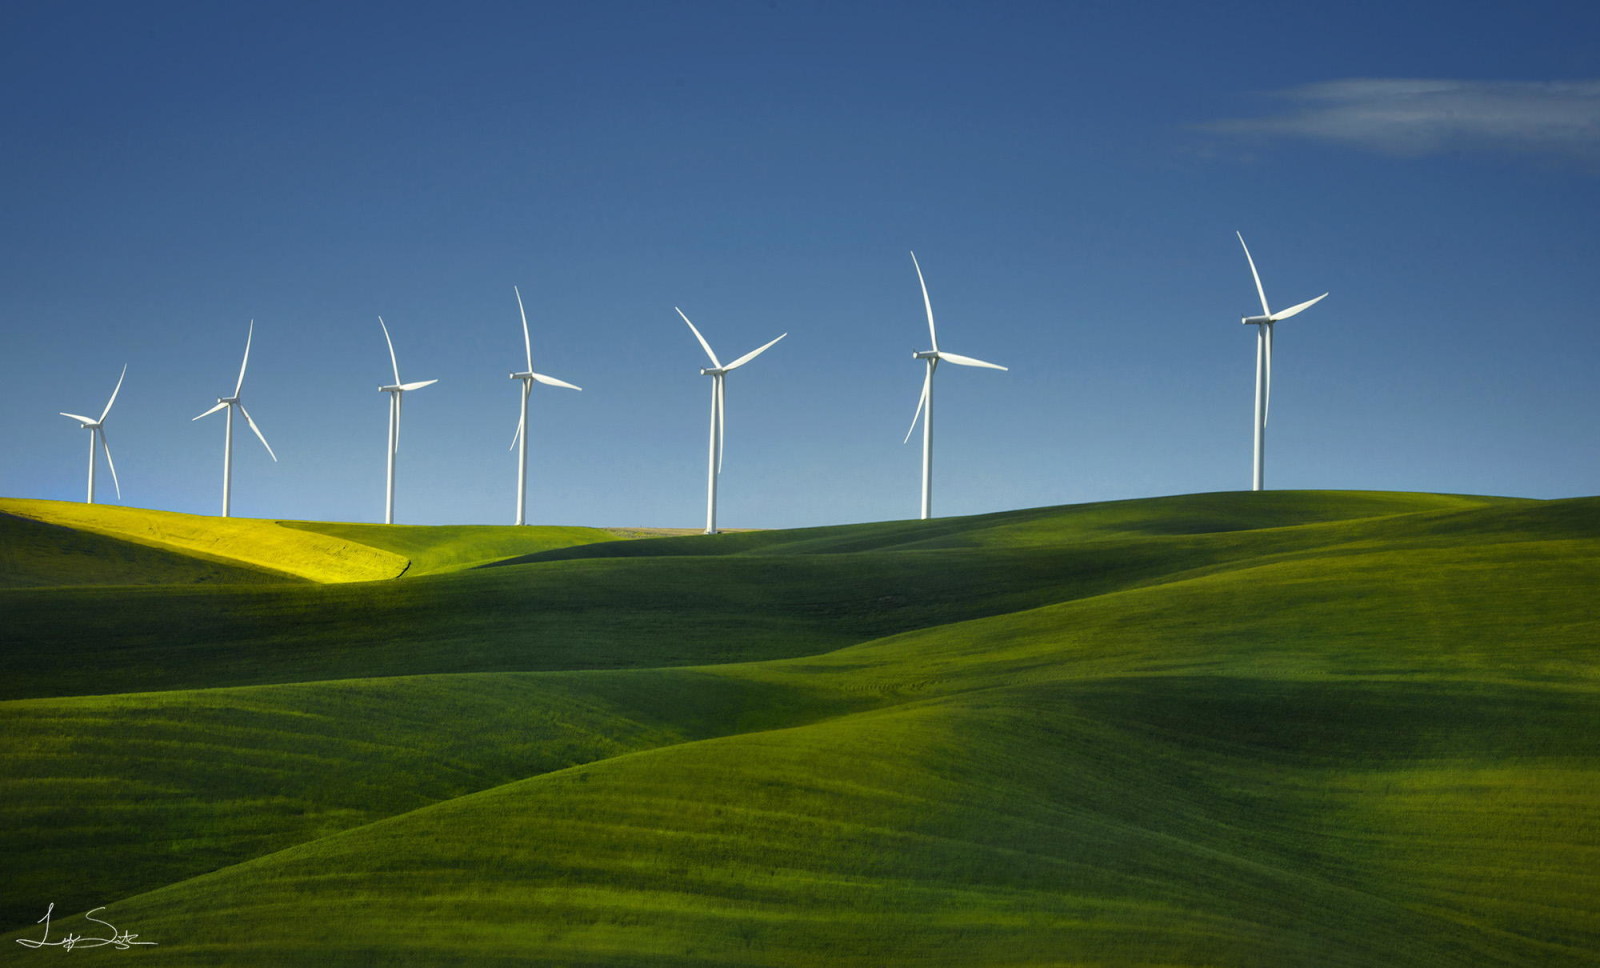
[1,491,1536,701]
[2,490,1596,966]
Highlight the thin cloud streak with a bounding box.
[1204,79,1600,158]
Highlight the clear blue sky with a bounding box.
[3,0,1596,527]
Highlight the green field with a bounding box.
[2,491,1597,965]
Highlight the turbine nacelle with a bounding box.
[675,306,785,533]
[379,379,436,393]
[901,252,1008,520]
[1235,231,1330,491]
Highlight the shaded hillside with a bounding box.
[2,491,1596,966]
[0,511,295,587]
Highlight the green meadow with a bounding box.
[1,491,1597,965]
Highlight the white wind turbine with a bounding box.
[59,365,127,504]
[193,320,277,517]
[676,307,786,534]
[1236,232,1328,492]
[377,317,438,524]
[508,286,582,526]
[903,251,1007,520]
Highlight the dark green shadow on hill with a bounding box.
[0,512,300,588]
[4,490,1598,966]
[11,676,1594,966]
[280,520,622,576]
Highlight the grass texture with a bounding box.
[1,490,1597,966]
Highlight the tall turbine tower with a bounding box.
[508,286,582,526]
[377,317,438,524]
[676,307,785,534]
[193,320,278,517]
[1236,232,1329,491]
[903,251,1007,520]
[59,365,127,504]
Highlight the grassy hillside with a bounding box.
[0,499,408,583]
[0,499,634,589]
[281,520,621,575]
[2,491,1596,966]
[0,510,296,587]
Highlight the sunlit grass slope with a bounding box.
[2,491,1597,966]
[0,510,291,587]
[42,680,1598,967]
[0,498,408,582]
[2,492,1532,699]
[505,490,1514,561]
[0,498,632,588]
[0,670,862,935]
[282,519,621,575]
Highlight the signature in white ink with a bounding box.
[16,903,157,951]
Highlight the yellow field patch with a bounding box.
[0,499,408,583]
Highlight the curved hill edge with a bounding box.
[0,510,299,588]
[279,519,625,575]
[490,490,1532,567]
[0,499,408,583]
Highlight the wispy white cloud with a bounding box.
[1203,79,1600,159]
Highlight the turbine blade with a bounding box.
[100,429,121,500]
[903,365,931,444]
[676,307,721,368]
[531,372,582,390]
[1236,232,1272,317]
[514,285,534,373]
[509,412,524,451]
[936,351,1008,371]
[100,364,127,422]
[1270,292,1328,322]
[723,332,786,371]
[910,251,938,352]
[395,392,403,452]
[192,401,228,421]
[60,412,97,425]
[716,377,726,475]
[237,404,278,461]
[379,317,402,385]
[1264,323,1273,427]
[234,319,254,397]
[398,379,438,391]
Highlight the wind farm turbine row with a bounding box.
[57,237,1328,529]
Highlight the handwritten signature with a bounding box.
[16,903,157,951]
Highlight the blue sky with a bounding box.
[3,0,1596,528]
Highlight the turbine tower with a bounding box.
[59,365,127,504]
[1236,232,1328,491]
[676,307,785,534]
[508,286,582,526]
[193,320,277,517]
[377,317,438,524]
[903,251,1007,520]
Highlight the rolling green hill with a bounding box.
[2,491,1596,966]
[0,499,624,586]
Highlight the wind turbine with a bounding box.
[903,251,1007,520]
[59,365,127,504]
[1236,232,1328,492]
[676,307,786,534]
[508,286,582,526]
[193,320,277,517]
[377,317,438,524]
